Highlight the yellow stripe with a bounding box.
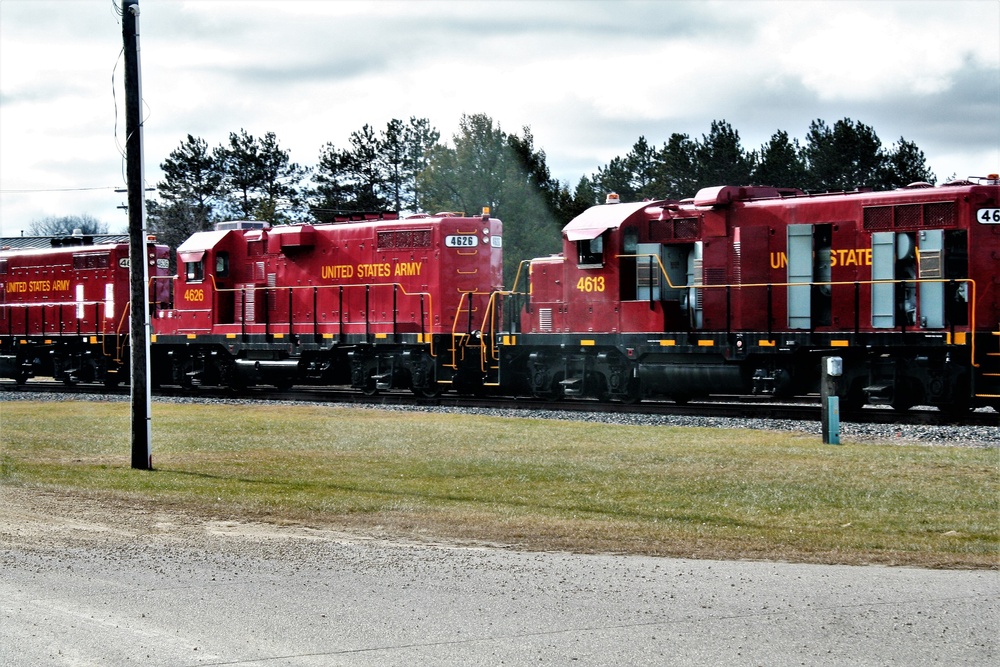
[831,340,849,347]
[758,340,775,347]
[226,333,236,339]
[697,339,714,347]
[273,333,284,339]
[659,340,676,347]
[150,335,158,343]
[323,333,334,339]
[186,334,197,339]
[580,339,595,346]
[375,333,387,339]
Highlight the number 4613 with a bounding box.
[576,276,606,292]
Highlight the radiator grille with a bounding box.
[863,207,893,230]
[674,218,699,239]
[864,202,957,230]
[377,229,431,249]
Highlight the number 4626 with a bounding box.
[576,276,606,292]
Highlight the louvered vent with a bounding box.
[538,308,553,332]
[704,268,728,285]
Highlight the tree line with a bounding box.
[587,118,935,203]
[25,114,937,281]
[144,114,934,279]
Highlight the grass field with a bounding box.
[1,399,997,568]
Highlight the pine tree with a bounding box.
[754,130,808,189]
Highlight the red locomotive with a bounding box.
[0,235,171,385]
[505,176,1000,413]
[3,175,998,416]
[148,210,504,394]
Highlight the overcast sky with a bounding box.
[1,0,998,238]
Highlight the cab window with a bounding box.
[577,235,604,267]
[185,259,204,282]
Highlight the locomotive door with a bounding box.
[635,243,663,301]
[683,243,703,329]
[872,230,945,329]
[872,232,896,328]
[917,229,944,329]
[787,225,812,329]
[787,224,832,329]
[635,243,698,328]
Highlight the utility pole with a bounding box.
[123,0,152,469]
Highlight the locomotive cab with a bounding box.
[169,229,241,332]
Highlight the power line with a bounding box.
[0,186,119,193]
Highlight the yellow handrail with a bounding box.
[618,253,979,368]
[202,279,438,357]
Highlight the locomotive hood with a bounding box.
[562,200,666,241]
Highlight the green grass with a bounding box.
[1,400,997,568]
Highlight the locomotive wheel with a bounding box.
[411,383,442,399]
[535,374,564,400]
[13,359,29,386]
[360,367,380,396]
[617,379,642,405]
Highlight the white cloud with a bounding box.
[756,1,999,101]
[1,0,998,238]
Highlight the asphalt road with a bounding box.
[2,514,997,667]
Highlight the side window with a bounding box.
[577,235,604,267]
[622,227,637,255]
[215,252,229,278]
[185,259,204,282]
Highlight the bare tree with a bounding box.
[27,214,108,236]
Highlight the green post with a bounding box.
[821,356,842,445]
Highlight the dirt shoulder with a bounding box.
[0,484,413,554]
[4,483,996,570]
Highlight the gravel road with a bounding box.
[2,486,997,667]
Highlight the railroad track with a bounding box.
[3,380,997,428]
